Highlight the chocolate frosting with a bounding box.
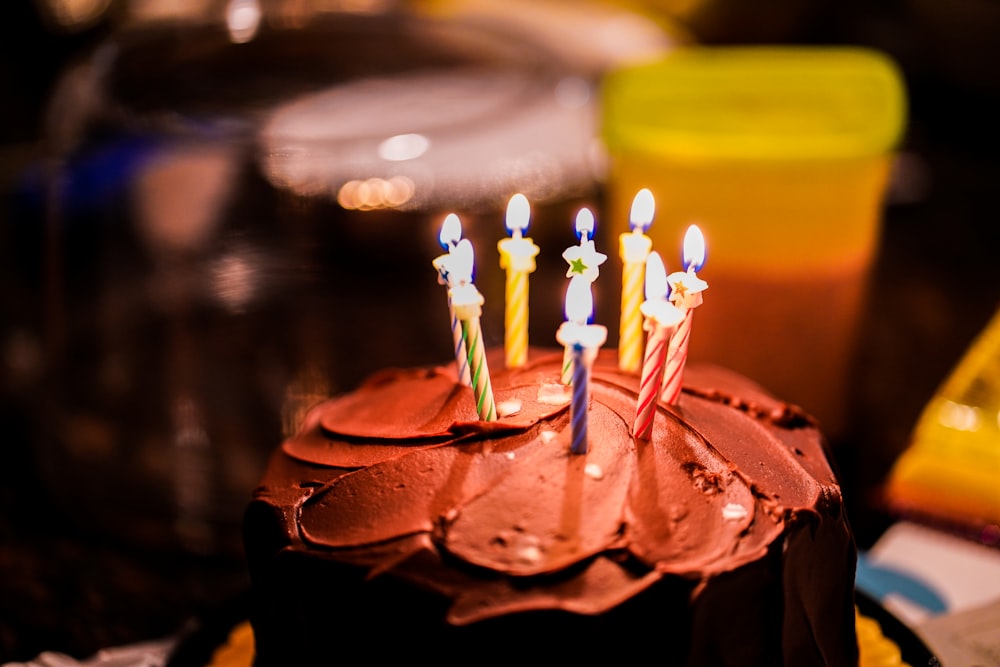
[249,349,857,665]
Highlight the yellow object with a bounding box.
[887,306,1000,527]
[208,620,255,667]
[602,46,904,274]
[618,230,653,372]
[857,609,910,667]
[503,267,530,368]
[600,47,906,436]
[603,47,904,158]
[497,233,539,370]
[618,257,645,371]
[209,612,916,667]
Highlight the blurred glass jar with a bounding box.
[33,3,619,555]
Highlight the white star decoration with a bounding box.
[562,240,607,283]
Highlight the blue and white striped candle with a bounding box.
[560,208,607,384]
[570,342,589,454]
[556,276,607,454]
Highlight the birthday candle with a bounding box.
[619,189,655,373]
[449,239,498,421]
[497,193,539,369]
[660,225,708,405]
[570,342,588,454]
[561,208,607,383]
[556,276,607,454]
[432,214,472,386]
[562,208,607,283]
[561,338,575,386]
[632,252,684,440]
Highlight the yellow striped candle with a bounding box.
[633,252,684,440]
[450,239,497,421]
[660,225,708,405]
[497,193,539,369]
[618,189,655,373]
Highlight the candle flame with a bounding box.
[629,188,655,232]
[644,251,668,302]
[574,207,595,241]
[451,238,475,283]
[439,213,462,248]
[683,224,706,271]
[505,193,530,234]
[564,276,594,324]
[227,0,261,43]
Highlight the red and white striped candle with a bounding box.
[660,225,708,405]
[632,252,684,440]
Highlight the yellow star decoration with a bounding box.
[671,279,689,300]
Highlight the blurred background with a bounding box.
[1,0,998,663]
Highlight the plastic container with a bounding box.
[601,46,906,437]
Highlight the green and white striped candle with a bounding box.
[432,214,472,387]
[449,239,497,422]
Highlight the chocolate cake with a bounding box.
[244,348,857,666]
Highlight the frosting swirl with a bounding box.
[264,349,838,625]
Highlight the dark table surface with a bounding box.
[2,2,999,664]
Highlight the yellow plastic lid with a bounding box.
[601,46,907,161]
